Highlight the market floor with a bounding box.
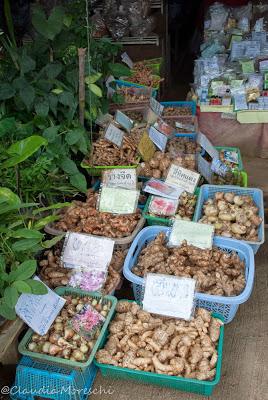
[92,239,268,400]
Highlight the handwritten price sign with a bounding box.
[143,274,196,320]
[102,168,137,189]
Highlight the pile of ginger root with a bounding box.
[199,192,262,242]
[53,190,141,238]
[133,233,245,296]
[96,302,222,381]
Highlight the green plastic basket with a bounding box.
[143,188,200,226]
[95,304,224,396]
[212,170,248,187]
[215,146,243,170]
[18,287,117,370]
[81,161,140,177]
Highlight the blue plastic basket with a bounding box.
[161,101,197,116]
[193,185,265,254]
[10,356,97,400]
[115,80,158,98]
[123,226,255,323]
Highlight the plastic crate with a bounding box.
[94,303,224,396]
[161,101,197,116]
[19,288,117,370]
[163,115,198,138]
[10,356,97,400]
[212,170,248,187]
[115,80,158,98]
[193,185,265,254]
[123,226,255,323]
[143,188,200,226]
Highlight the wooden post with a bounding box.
[78,48,86,127]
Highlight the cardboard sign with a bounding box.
[150,97,164,116]
[138,131,156,161]
[102,168,137,189]
[98,187,139,214]
[105,123,125,147]
[62,232,114,271]
[121,52,134,69]
[15,277,65,335]
[143,273,196,320]
[169,220,215,249]
[115,110,134,132]
[197,133,219,160]
[197,154,213,183]
[144,178,184,200]
[149,126,168,152]
[165,165,200,194]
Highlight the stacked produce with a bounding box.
[198,192,262,241]
[162,106,193,116]
[127,62,161,88]
[116,87,152,104]
[96,302,222,380]
[27,295,112,362]
[53,191,142,238]
[132,232,246,296]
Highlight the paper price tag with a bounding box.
[62,233,114,271]
[144,178,184,199]
[98,187,139,214]
[121,52,134,69]
[143,274,196,320]
[197,154,213,183]
[105,123,125,147]
[15,277,65,335]
[166,165,200,194]
[106,75,115,97]
[240,60,255,74]
[169,220,214,249]
[102,168,137,189]
[115,110,134,132]
[211,159,229,177]
[138,132,156,161]
[149,126,168,152]
[150,97,164,116]
[197,133,219,160]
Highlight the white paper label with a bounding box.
[234,93,248,111]
[149,126,167,151]
[105,123,125,147]
[121,52,134,69]
[150,98,164,116]
[102,168,137,189]
[106,75,115,97]
[62,233,114,272]
[15,277,66,335]
[144,178,184,199]
[98,187,139,214]
[224,150,239,164]
[115,110,134,132]
[165,165,200,194]
[169,220,215,249]
[143,274,196,320]
[197,154,213,183]
[197,133,219,160]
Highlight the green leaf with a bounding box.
[70,172,87,193]
[63,14,72,27]
[3,136,48,168]
[85,73,102,84]
[34,215,60,230]
[0,83,15,100]
[0,255,6,274]
[66,128,84,145]
[108,63,132,78]
[0,302,16,320]
[32,6,64,40]
[32,202,71,215]
[0,117,16,137]
[35,98,49,117]
[59,91,74,107]
[10,260,37,281]
[25,279,48,295]
[4,287,19,309]
[52,88,63,95]
[12,238,41,252]
[66,70,78,91]
[43,126,59,143]
[11,229,44,240]
[60,157,79,175]
[48,93,58,116]
[45,63,62,80]
[19,85,35,110]
[12,281,32,294]
[88,83,102,98]
[77,136,88,155]
[0,188,21,207]
[20,54,36,74]
[42,235,65,248]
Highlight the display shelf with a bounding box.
[96,35,160,46]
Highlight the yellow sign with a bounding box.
[138,132,156,162]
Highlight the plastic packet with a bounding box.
[208,3,229,31]
[153,118,173,137]
[97,186,140,215]
[69,267,108,293]
[148,196,179,217]
[70,303,105,340]
[105,13,129,40]
[232,87,248,111]
[91,11,108,38]
[129,15,155,37]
